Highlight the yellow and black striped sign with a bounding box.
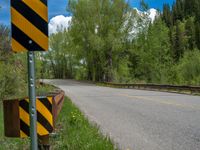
[11,0,48,52]
[19,97,53,138]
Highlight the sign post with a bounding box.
[27,51,37,149]
[11,0,48,149]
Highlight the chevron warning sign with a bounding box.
[11,0,48,52]
[19,97,53,138]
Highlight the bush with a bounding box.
[176,49,200,85]
[0,25,27,100]
[0,55,27,100]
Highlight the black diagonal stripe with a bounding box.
[37,111,53,133]
[12,24,45,51]
[20,119,30,137]
[38,98,52,114]
[40,0,47,6]
[11,0,48,36]
[19,99,29,113]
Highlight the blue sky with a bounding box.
[0,0,174,25]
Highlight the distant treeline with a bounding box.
[1,0,200,88]
[162,0,200,61]
[41,0,200,85]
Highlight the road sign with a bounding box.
[19,97,53,138]
[3,91,65,139]
[10,1,49,149]
[11,0,48,52]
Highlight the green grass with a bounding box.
[50,97,117,150]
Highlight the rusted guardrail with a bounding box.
[99,82,200,94]
[3,89,65,149]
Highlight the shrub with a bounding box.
[176,49,200,85]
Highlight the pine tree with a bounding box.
[195,21,200,49]
[185,17,196,50]
[172,0,184,22]
[173,21,186,61]
[162,4,172,27]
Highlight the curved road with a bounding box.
[44,79,200,150]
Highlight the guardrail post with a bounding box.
[38,135,50,150]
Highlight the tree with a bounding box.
[172,21,186,61]
[132,19,172,83]
[68,0,134,82]
[172,0,184,24]
[185,17,196,50]
[46,28,77,79]
[177,49,200,85]
[162,4,172,27]
[195,21,200,49]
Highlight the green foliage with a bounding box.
[68,0,134,82]
[176,50,200,85]
[172,20,187,61]
[132,19,172,83]
[162,4,172,27]
[42,30,78,79]
[41,0,200,86]
[0,25,27,100]
[51,97,116,150]
[163,0,200,60]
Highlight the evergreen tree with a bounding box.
[173,21,186,61]
[195,21,200,49]
[172,0,184,23]
[185,17,196,50]
[162,4,172,27]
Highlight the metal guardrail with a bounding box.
[3,90,65,149]
[99,82,200,94]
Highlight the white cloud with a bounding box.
[49,15,72,34]
[48,8,157,36]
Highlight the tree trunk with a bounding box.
[106,48,113,82]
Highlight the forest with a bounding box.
[0,0,200,99]
[44,0,200,84]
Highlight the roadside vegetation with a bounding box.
[0,96,116,150]
[1,1,199,97]
[0,0,200,149]
[40,0,200,86]
[51,97,116,150]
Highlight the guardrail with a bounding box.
[3,89,65,149]
[99,82,200,94]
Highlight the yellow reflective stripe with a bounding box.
[12,38,27,52]
[22,0,48,22]
[11,7,48,50]
[19,107,30,126]
[20,107,49,136]
[37,122,49,136]
[47,97,53,104]
[25,98,29,102]
[36,98,53,126]
[20,130,28,138]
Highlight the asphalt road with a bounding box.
[44,79,200,150]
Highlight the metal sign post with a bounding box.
[27,51,38,150]
[10,0,48,149]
